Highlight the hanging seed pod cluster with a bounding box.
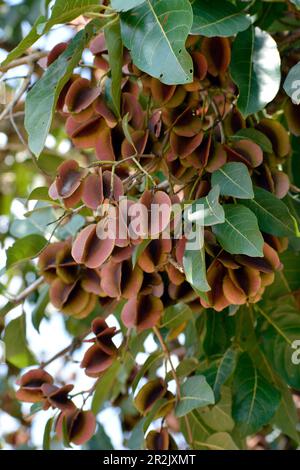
[3,0,300,452]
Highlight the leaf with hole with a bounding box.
[120,0,193,85]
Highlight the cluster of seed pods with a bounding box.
[16,32,296,448]
[41,33,290,323]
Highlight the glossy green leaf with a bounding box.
[203,310,235,357]
[212,204,264,257]
[92,361,121,414]
[1,1,102,67]
[86,423,114,450]
[4,314,37,368]
[25,22,99,157]
[230,128,273,153]
[43,417,53,450]
[191,0,251,37]
[272,381,300,444]
[232,353,281,437]
[194,431,238,450]
[283,61,300,105]
[32,285,49,332]
[241,187,298,237]
[186,186,225,227]
[120,0,193,85]
[160,303,193,330]
[132,239,151,267]
[230,26,281,117]
[111,0,145,11]
[45,0,101,31]
[104,18,123,117]
[211,162,254,199]
[175,376,215,417]
[199,387,235,432]
[212,348,238,402]
[131,351,164,393]
[27,186,53,203]
[183,244,210,295]
[6,234,47,268]
[258,303,300,390]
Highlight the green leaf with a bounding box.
[92,361,121,414]
[181,410,211,444]
[37,152,64,175]
[132,239,151,267]
[232,353,281,437]
[191,0,251,37]
[230,128,273,153]
[43,417,53,450]
[211,162,254,199]
[183,244,210,295]
[86,423,114,450]
[258,303,300,390]
[230,26,281,117]
[160,303,193,330]
[32,285,49,332]
[45,0,101,31]
[0,15,46,67]
[6,234,47,268]
[25,24,96,157]
[199,387,235,432]
[62,415,72,448]
[186,185,225,227]
[27,186,53,203]
[120,0,193,85]
[212,204,264,257]
[175,376,215,417]
[127,418,146,450]
[241,187,298,237]
[203,310,235,357]
[212,348,238,402]
[272,382,300,444]
[283,61,300,104]
[4,314,37,368]
[196,432,238,450]
[104,18,123,117]
[111,0,145,11]
[131,351,164,393]
[1,1,103,67]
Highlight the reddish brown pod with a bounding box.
[134,379,174,417]
[16,369,53,403]
[81,318,118,377]
[121,294,164,332]
[284,99,300,136]
[41,384,75,412]
[49,160,87,208]
[71,223,115,269]
[146,428,177,450]
[56,409,96,445]
[201,37,231,76]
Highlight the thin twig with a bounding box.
[0,51,47,73]
[152,326,194,447]
[12,277,44,304]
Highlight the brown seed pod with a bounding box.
[201,37,231,76]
